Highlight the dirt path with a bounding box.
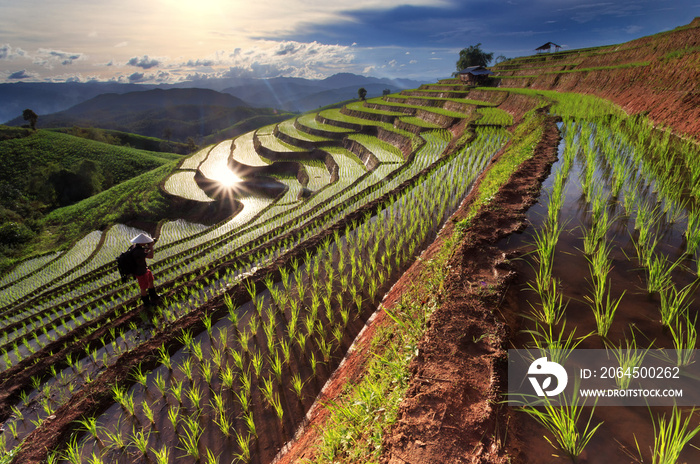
[380,114,560,464]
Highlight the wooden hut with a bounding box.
[458,66,493,84]
[535,42,562,53]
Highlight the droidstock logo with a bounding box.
[528,356,568,397]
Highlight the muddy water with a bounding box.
[499,126,700,463]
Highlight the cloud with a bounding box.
[8,69,35,79]
[115,41,129,48]
[624,25,643,34]
[34,48,86,66]
[185,59,216,67]
[128,55,160,69]
[128,71,146,82]
[0,44,28,60]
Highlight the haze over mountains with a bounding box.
[0,73,422,125]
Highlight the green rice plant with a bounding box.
[131,363,148,388]
[251,350,264,378]
[130,426,150,456]
[10,405,24,422]
[240,369,252,397]
[61,435,82,464]
[233,430,251,463]
[526,321,591,365]
[87,452,104,464]
[684,210,700,256]
[142,401,155,426]
[75,415,104,447]
[668,311,698,367]
[659,283,695,327]
[228,347,243,372]
[260,375,276,407]
[157,345,172,371]
[179,357,194,383]
[187,385,204,412]
[639,406,700,464]
[235,386,251,414]
[178,414,203,461]
[200,359,214,386]
[291,373,305,401]
[167,404,179,433]
[102,417,126,449]
[645,254,682,295]
[520,386,602,462]
[151,445,170,464]
[205,449,221,464]
[528,277,567,326]
[586,286,624,338]
[171,379,184,406]
[610,335,649,389]
[190,340,204,362]
[220,365,235,390]
[271,392,284,425]
[243,411,257,439]
[270,350,284,385]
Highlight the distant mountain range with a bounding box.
[0,73,424,124]
[4,88,291,143]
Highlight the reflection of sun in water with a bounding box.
[217,169,241,187]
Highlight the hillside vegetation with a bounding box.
[0,127,181,269]
[490,17,700,139]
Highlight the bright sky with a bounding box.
[0,0,697,84]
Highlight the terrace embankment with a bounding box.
[492,17,700,139]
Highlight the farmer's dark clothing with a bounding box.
[132,245,149,276]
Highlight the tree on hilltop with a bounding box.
[23,109,38,131]
[358,87,367,101]
[455,43,494,72]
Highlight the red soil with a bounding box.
[495,18,700,140]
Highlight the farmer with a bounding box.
[131,233,160,307]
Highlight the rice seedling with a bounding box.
[187,384,204,412]
[526,321,591,365]
[668,311,697,367]
[645,254,682,295]
[637,406,700,464]
[142,401,156,426]
[610,335,650,389]
[260,375,276,407]
[75,415,104,447]
[251,350,264,378]
[61,435,82,464]
[171,379,184,406]
[659,283,695,327]
[291,373,305,401]
[167,404,179,433]
[233,429,252,463]
[151,445,170,464]
[520,387,602,462]
[178,414,203,460]
[243,411,258,439]
[130,426,150,456]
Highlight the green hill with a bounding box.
[0,126,182,268]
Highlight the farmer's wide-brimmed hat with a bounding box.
[130,233,154,244]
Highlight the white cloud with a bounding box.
[0,44,28,60]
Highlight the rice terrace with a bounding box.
[1,17,700,464]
